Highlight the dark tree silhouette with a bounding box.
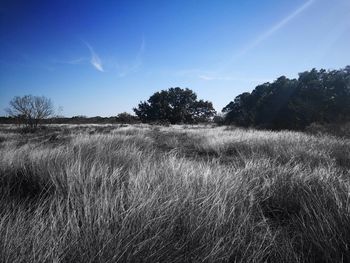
[223,66,350,130]
[116,112,139,123]
[6,95,54,129]
[134,87,216,124]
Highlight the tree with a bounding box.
[6,95,54,129]
[191,100,216,123]
[133,87,216,124]
[222,66,350,130]
[223,92,255,126]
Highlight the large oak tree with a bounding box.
[134,87,216,124]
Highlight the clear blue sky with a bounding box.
[1,0,349,117]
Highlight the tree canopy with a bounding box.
[6,95,54,129]
[133,87,216,124]
[222,66,350,130]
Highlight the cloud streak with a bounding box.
[83,41,104,72]
[115,37,145,77]
[206,0,316,78]
[237,0,315,57]
[173,1,315,83]
[52,57,88,65]
[198,73,271,83]
[173,68,271,83]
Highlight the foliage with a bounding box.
[134,87,216,124]
[116,112,139,123]
[213,114,225,125]
[6,95,54,129]
[223,66,350,129]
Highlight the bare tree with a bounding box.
[6,95,54,129]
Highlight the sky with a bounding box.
[0,0,349,117]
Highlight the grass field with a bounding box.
[0,124,350,262]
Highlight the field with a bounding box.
[0,124,350,262]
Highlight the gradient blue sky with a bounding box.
[1,0,349,117]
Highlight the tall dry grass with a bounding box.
[0,124,350,262]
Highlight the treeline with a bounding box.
[0,113,140,125]
[45,113,140,124]
[2,66,349,130]
[222,66,350,129]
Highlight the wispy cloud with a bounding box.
[55,38,144,75]
[174,68,271,83]
[66,57,88,65]
[0,41,55,71]
[171,1,314,83]
[52,57,88,65]
[198,75,216,81]
[198,74,235,81]
[115,37,145,77]
[237,0,315,57]
[201,0,316,78]
[198,73,271,83]
[83,41,104,72]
